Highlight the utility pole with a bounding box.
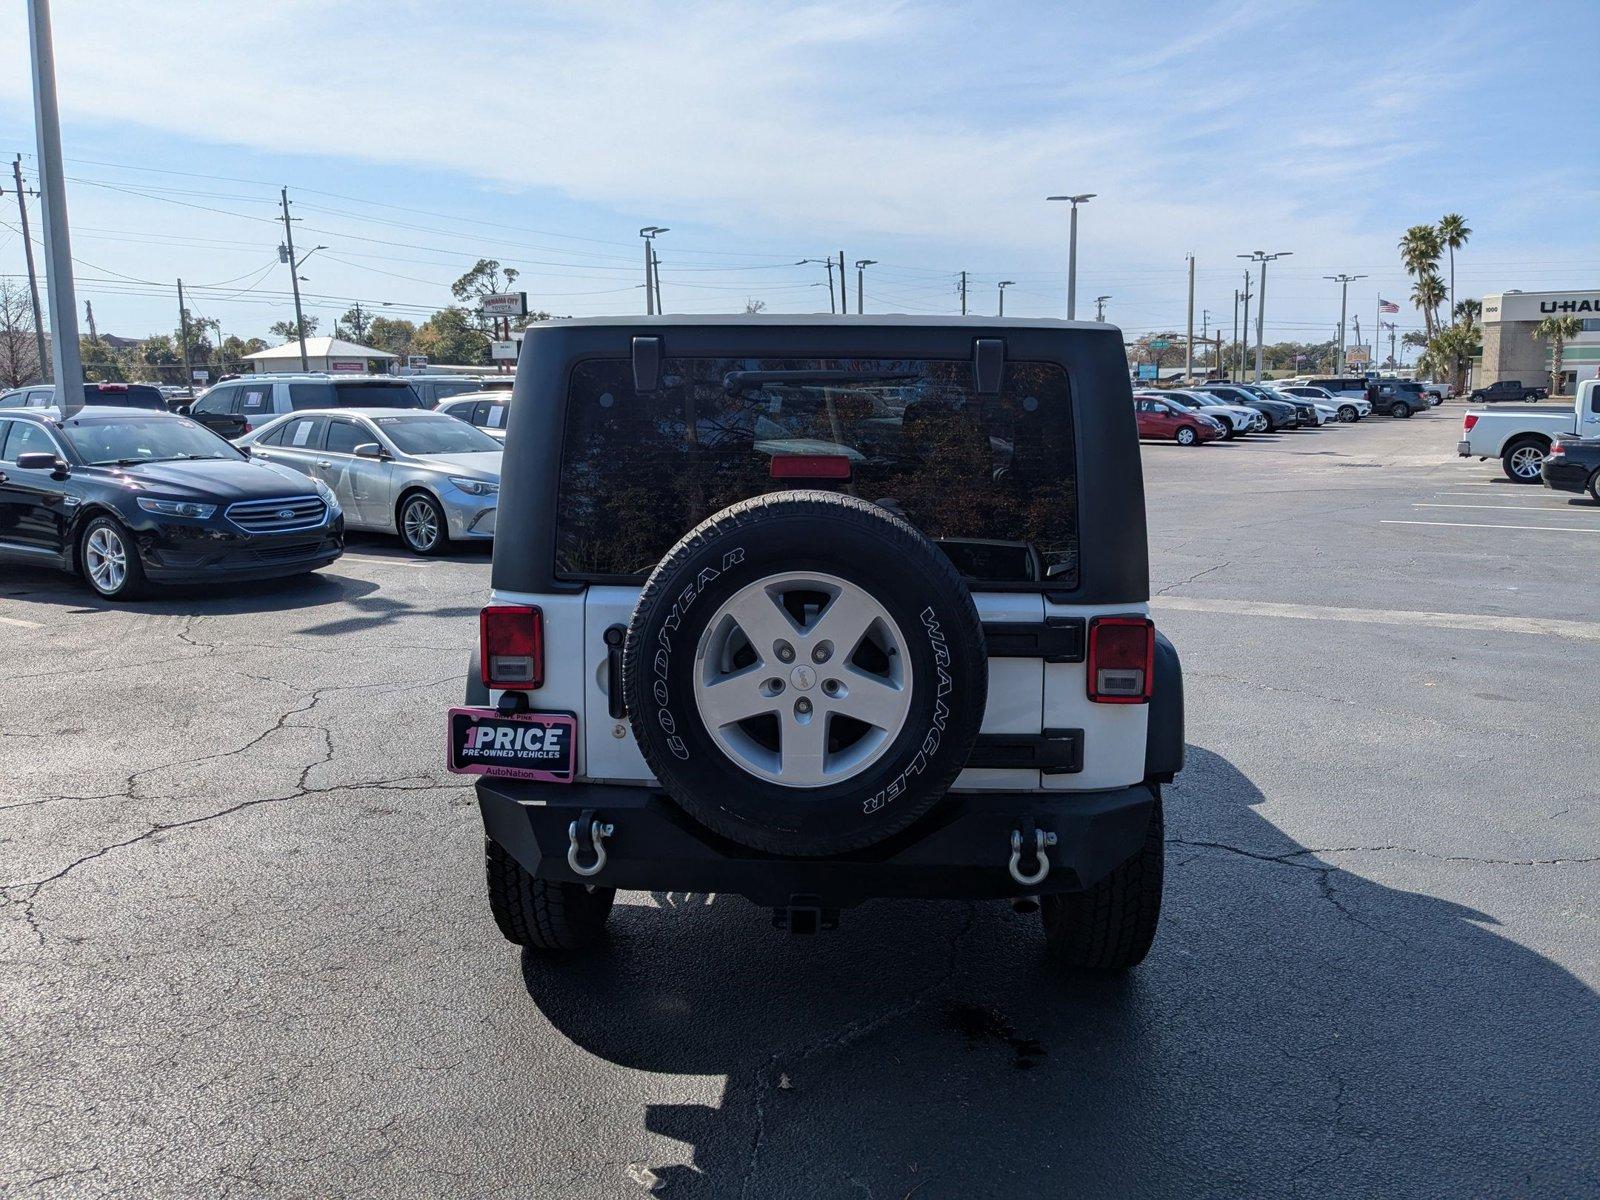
[837,251,847,315]
[1231,290,1240,383]
[1201,309,1210,339]
[27,0,84,411]
[1047,193,1095,319]
[854,259,876,314]
[959,270,968,316]
[823,261,836,313]
[1185,253,1196,382]
[280,188,311,370]
[1352,314,1362,368]
[1239,272,1254,385]
[1094,295,1110,321]
[1324,273,1364,375]
[84,299,96,342]
[10,156,49,382]
[177,279,193,388]
[653,245,663,314]
[997,280,1014,316]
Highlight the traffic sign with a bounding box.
[1148,339,1171,350]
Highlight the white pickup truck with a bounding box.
[1458,380,1600,482]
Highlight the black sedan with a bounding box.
[0,407,344,599]
[1541,436,1600,503]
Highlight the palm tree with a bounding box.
[1438,214,1471,318]
[1453,297,1481,327]
[1532,316,1582,397]
[1411,272,1446,339]
[1399,224,1442,281]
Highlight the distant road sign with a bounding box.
[1137,363,1159,380]
[482,293,528,318]
[490,340,519,361]
[407,355,429,369]
[1148,339,1171,350]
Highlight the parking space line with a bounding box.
[0,613,44,629]
[1415,503,1600,515]
[1152,596,1600,642]
[1381,519,1600,534]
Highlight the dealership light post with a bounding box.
[854,259,877,314]
[1324,273,1365,374]
[640,227,667,316]
[1239,250,1290,381]
[1047,193,1094,319]
[996,280,1014,316]
[26,0,83,413]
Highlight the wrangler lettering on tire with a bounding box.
[622,490,988,856]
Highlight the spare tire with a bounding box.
[622,490,987,856]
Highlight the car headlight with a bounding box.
[137,497,216,519]
[312,478,341,515]
[448,476,499,497]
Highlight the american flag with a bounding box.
[1379,298,1400,313]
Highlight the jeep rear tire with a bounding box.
[1040,798,1163,971]
[622,490,988,857]
[485,838,614,950]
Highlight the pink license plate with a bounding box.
[446,707,577,782]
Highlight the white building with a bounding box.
[242,336,398,375]
[1478,290,1600,392]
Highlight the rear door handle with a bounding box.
[315,460,332,468]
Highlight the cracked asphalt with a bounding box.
[3,408,1597,1198]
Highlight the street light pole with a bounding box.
[854,260,876,315]
[1047,193,1095,319]
[1239,273,1254,385]
[279,188,313,371]
[1239,250,1291,382]
[1324,273,1365,375]
[639,227,668,316]
[27,0,84,413]
[997,280,1014,316]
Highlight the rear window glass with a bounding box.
[555,357,1078,587]
[85,385,166,410]
[289,381,422,409]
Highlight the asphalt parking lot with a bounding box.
[3,405,1596,1198]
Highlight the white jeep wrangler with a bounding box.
[450,317,1183,971]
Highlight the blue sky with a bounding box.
[0,0,1595,348]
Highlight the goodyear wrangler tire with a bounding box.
[622,490,987,856]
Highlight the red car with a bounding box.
[1134,395,1223,445]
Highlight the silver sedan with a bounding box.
[237,408,501,555]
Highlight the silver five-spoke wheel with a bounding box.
[401,495,442,553]
[693,571,914,788]
[84,525,129,594]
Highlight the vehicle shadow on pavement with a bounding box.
[517,747,1598,1199]
[0,563,379,614]
[340,531,494,562]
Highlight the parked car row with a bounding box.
[1130,377,1421,446]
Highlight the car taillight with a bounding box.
[480,605,543,690]
[770,454,852,480]
[243,421,253,434]
[1086,615,1153,704]
[1463,414,1477,432]
[1548,441,1566,458]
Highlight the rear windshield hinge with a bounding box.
[632,336,662,393]
[973,337,1005,395]
[982,616,1085,663]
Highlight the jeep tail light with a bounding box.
[1463,414,1477,432]
[480,605,543,690]
[1087,615,1153,704]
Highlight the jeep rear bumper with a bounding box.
[477,779,1159,909]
